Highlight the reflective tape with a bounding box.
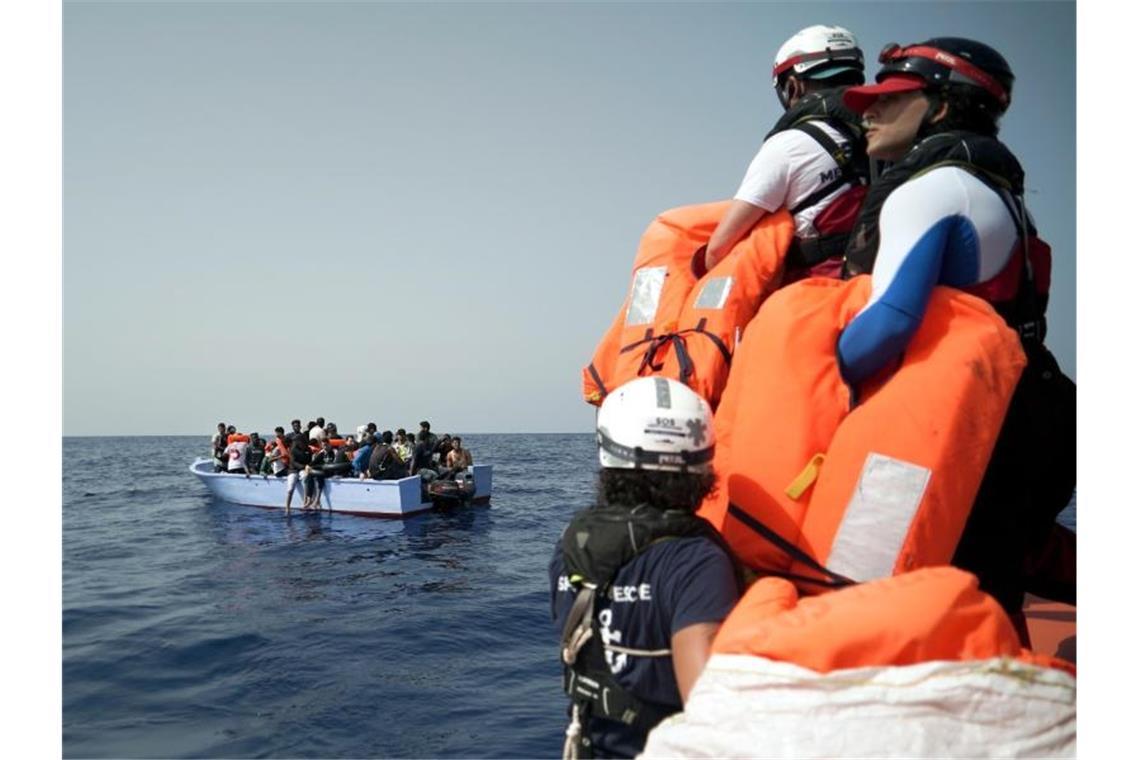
[625,267,667,326]
[694,276,734,310]
[826,453,931,581]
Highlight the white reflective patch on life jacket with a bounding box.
[826,453,931,581]
[694,276,734,310]
[626,267,667,326]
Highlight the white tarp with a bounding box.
[640,653,1075,758]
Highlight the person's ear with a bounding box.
[784,76,804,104]
[930,99,950,124]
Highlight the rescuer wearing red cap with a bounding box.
[835,38,1075,636]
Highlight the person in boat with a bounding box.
[409,430,438,483]
[434,434,453,468]
[439,436,473,480]
[309,417,327,444]
[245,432,266,474]
[266,427,291,478]
[286,431,316,513]
[419,420,439,456]
[223,430,251,477]
[352,433,374,479]
[367,430,407,481]
[315,437,351,479]
[394,428,413,465]
[211,422,228,471]
[305,439,341,510]
[703,24,869,280]
[551,377,741,760]
[836,38,1076,627]
[286,418,304,445]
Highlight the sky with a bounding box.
[63,1,1076,436]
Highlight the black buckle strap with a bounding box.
[726,503,855,588]
[618,318,732,388]
[586,362,608,400]
[786,233,849,271]
[1018,318,1046,344]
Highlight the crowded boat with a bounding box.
[205,417,478,514]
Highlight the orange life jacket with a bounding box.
[582,201,793,409]
[700,276,1026,592]
[273,438,291,466]
[226,433,250,444]
[713,566,1073,676]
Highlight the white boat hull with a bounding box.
[189,459,492,518]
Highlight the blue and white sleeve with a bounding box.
[837,169,980,385]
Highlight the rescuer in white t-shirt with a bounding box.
[703,25,870,282]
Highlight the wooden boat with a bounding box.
[189,458,492,518]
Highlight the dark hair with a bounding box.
[420,421,430,430]
[397,428,406,436]
[922,85,1002,138]
[317,417,325,426]
[597,468,715,512]
[381,430,394,444]
[292,419,301,427]
[452,436,462,445]
[367,422,377,432]
[217,422,226,429]
[275,426,285,435]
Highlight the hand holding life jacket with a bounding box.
[700,276,1026,592]
[582,202,793,409]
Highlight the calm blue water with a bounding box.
[63,434,595,759]
[64,434,1076,758]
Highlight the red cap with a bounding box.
[842,74,927,113]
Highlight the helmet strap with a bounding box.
[916,90,949,139]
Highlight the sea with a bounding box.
[62,434,1076,759]
[63,434,591,759]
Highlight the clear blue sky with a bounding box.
[63,1,1075,435]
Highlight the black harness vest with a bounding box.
[765,88,870,271]
[843,131,1048,341]
[558,504,738,758]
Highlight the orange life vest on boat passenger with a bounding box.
[274,438,291,466]
[227,433,250,444]
[699,276,1026,592]
[582,201,793,409]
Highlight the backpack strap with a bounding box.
[789,121,863,216]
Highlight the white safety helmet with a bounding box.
[773,24,864,92]
[596,377,715,472]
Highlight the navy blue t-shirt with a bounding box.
[550,533,739,758]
